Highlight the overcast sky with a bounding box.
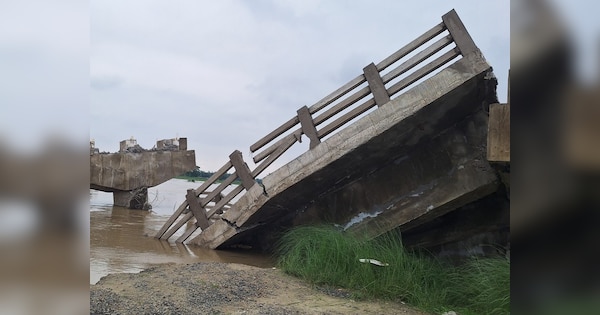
[89,0,509,172]
[0,0,88,153]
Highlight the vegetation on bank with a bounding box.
[176,175,243,186]
[177,166,231,181]
[275,226,509,315]
[176,166,247,185]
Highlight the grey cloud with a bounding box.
[91,76,122,90]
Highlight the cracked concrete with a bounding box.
[189,53,502,251]
[91,149,196,208]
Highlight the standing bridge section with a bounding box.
[90,138,196,209]
[156,10,505,252]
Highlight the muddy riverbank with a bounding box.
[90,262,428,315]
[90,179,273,284]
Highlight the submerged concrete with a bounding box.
[191,52,501,250]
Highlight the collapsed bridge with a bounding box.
[156,9,509,257]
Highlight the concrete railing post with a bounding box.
[442,9,479,57]
[185,189,210,229]
[363,62,390,107]
[297,105,321,149]
[178,138,187,150]
[229,150,256,190]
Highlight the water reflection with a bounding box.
[90,179,274,284]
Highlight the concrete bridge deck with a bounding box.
[192,53,497,249]
[156,10,508,254]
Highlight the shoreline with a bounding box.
[91,261,427,315]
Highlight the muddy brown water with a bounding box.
[90,178,275,284]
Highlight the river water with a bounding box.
[90,178,275,284]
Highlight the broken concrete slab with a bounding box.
[90,147,196,209]
[190,52,498,249]
[91,150,195,192]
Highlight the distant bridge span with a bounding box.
[90,138,196,209]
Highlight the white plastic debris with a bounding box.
[358,258,389,266]
[441,311,457,315]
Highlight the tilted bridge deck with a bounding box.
[155,9,497,249]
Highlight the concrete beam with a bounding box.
[90,150,196,192]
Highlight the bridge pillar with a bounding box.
[113,187,151,210]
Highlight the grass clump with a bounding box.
[275,225,509,314]
[447,257,510,314]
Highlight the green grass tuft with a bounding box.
[275,225,509,314]
[446,257,510,314]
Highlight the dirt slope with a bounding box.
[90,262,429,315]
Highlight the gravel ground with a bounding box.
[90,262,428,315]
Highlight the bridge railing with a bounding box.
[155,9,480,243]
[248,9,476,172]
